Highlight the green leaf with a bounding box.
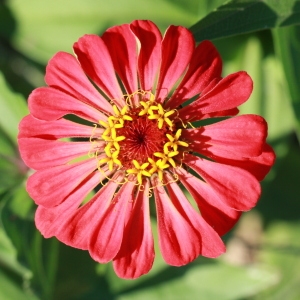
[115,262,277,300]
[190,0,300,41]
[8,0,198,64]
[0,269,38,300]
[0,225,32,280]
[273,25,300,141]
[257,221,300,299]
[0,72,28,144]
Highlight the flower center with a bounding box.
[94,90,189,185]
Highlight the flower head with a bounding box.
[18,20,275,279]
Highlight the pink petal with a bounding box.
[152,174,225,266]
[175,167,241,236]
[55,170,122,250]
[18,115,103,139]
[183,153,261,211]
[89,178,136,263]
[155,26,195,102]
[166,40,222,109]
[19,138,102,170]
[102,24,138,96]
[178,71,253,122]
[182,115,267,158]
[35,171,101,240]
[73,34,124,107]
[130,20,162,92]
[113,179,154,279]
[210,143,276,181]
[45,51,113,115]
[27,158,97,207]
[28,87,106,123]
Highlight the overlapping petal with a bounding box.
[45,51,113,115]
[178,71,253,122]
[153,173,225,266]
[28,87,106,122]
[73,34,124,107]
[175,167,241,236]
[182,115,267,158]
[102,24,138,97]
[130,20,162,92]
[35,171,101,240]
[113,179,154,279]
[183,153,261,211]
[166,40,222,109]
[18,115,103,139]
[155,25,195,102]
[27,158,97,207]
[54,171,123,250]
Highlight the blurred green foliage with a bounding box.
[1,0,300,299]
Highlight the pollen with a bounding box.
[94,90,190,187]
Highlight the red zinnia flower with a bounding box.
[18,20,275,279]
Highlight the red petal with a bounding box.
[18,115,103,139]
[175,167,241,236]
[166,40,222,109]
[113,179,154,279]
[45,52,113,115]
[27,158,96,207]
[178,72,253,122]
[73,34,124,107]
[210,143,276,181]
[55,170,122,250]
[130,20,162,91]
[155,26,194,102]
[89,179,136,263]
[102,24,138,96]
[152,174,225,266]
[28,87,106,122]
[183,153,261,211]
[35,171,101,240]
[182,115,267,158]
[19,138,101,170]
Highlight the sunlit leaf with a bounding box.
[190,0,300,41]
[115,262,277,300]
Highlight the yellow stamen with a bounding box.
[165,129,189,151]
[126,160,151,185]
[148,104,175,129]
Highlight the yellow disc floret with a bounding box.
[93,90,190,187]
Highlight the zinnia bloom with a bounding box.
[18,20,275,279]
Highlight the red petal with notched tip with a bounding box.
[113,179,154,279]
[102,24,138,96]
[18,115,103,139]
[27,158,96,207]
[183,153,261,211]
[88,178,136,263]
[152,174,225,266]
[155,26,195,102]
[166,40,222,109]
[28,87,106,123]
[130,20,162,92]
[73,34,124,107]
[178,71,253,122]
[175,167,241,236]
[182,115,267,158]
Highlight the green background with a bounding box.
[1,0,300,299]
